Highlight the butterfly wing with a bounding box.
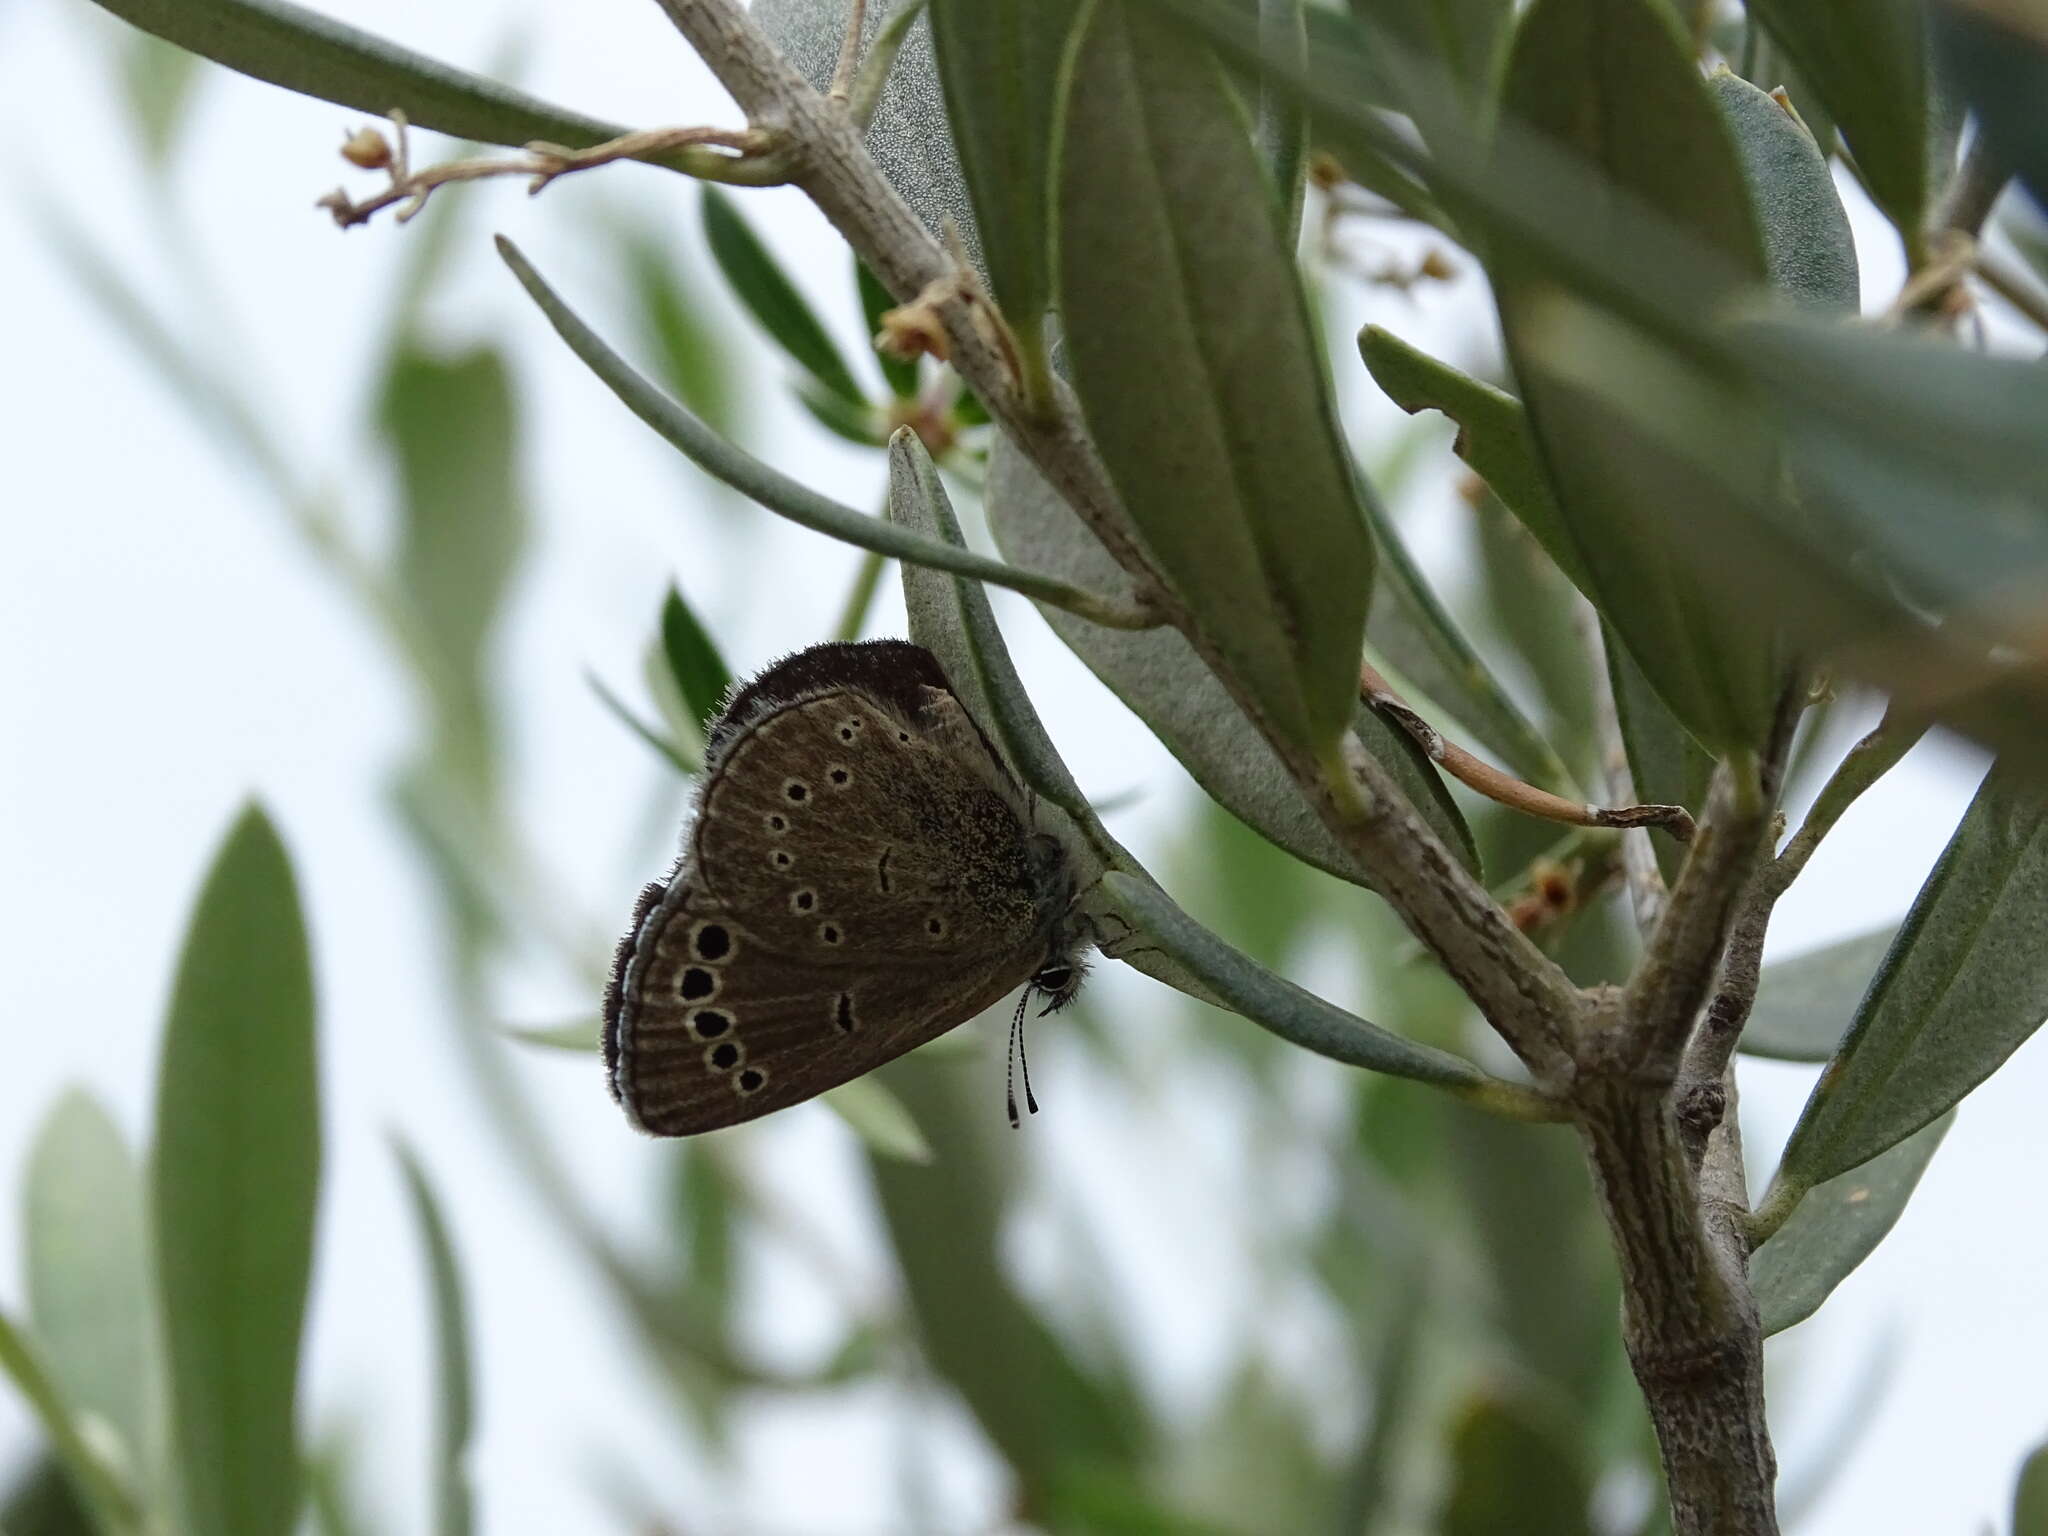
[605,876,1042,1134]
[605,678,1066,1136]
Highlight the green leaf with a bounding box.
[659,586,733,738]
[379,344,527,794]
[1353,0,1512,122]
[1742,0,1929,241]
[2015,1437,2048,1536]
[86,0,641,156]
[820,1078,934,1163]
[1493,0,1780,757]
[856,259,918,399]
[1778,760,2048,1191]
[1360,468,1572,793]
[1100,874,1498,1093]
[23,1092,153,1479]
[117,29,205,164]
[1740,926,1899,1064]
[1357,327,1589,597]
[929,0,1080,337]
[1604,626,1716,888]
[1439,1390,1594,1536]
[985,437,1476,889]
[393,1146,475,1536]
[1057,0,1375,762]
[618,227,744,438]
[585,670,699,777]
[1937,2,2048,219]
[1707,69,1860,312]
[1753,1110,1951,1337]
[151,804,320,1536]
[700,186,865,408]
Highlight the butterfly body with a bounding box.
[605,641,1088,1135]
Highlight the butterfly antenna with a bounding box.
[1006,989,1029,1128]
[1018,997,1040,1118]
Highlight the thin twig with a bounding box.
[318,113,786,229]
[828,0,870,99]
[1974,248,2048,336]
[849,0,934,131]
[1362,660,1695,840]
[1930,132,2011,243]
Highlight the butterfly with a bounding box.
[604,640,1090,1135]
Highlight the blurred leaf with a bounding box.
[1101,874,1500,1094]
[1753,1111,1952,1337]
[23,1092,152,1479]
[986,437,1476,890]
[820,1077,933,1163]
[1358,326,1589,597]
[1936,1,2048,216]
[619,227,743,437]
[930,0,1080,336]
[86,0,645,156]
[2016,1437,2048,1536]
[856,259,918,398]
[700,186,865,408]
[1175,1363,1329,1532]
[1494,0,1779,757]
[393,1147,474,1536]
[1439,1389,1594,1536]
[1361,467,1572,792]
[116,28,203,163]
[659,585,733,738]
[152,805,319,1536]
[379,344,527,795]
[1605,626,1716,888]
[1740,926,1899,1063]
[868,1051,1147,1515]
[586,669,698,777]
[1044,1471,1239,1536]
[501,1017,603,1053]
[1778,759,2048,1191]
[0,1312,137,1536]
[794,380,886,447]
[303,1433,375,1536]
[1707,69,1860,312]
[1058,0,1375,762]
[1743,0,1929,239]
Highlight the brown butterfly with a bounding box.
[604,641,1090,1135]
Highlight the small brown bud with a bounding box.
[875,302,950,363]
[341,127,392,171]
[1418,249,1456,281]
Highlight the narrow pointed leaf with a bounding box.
[620,228,743,437]
[1753,1111,1952,1336]
[119,30,204,164]
[1742,0,1929,239]
[701,187,865,408]
[1101,874,1496,1093]
[1058,0,1374,761]
[501,1018,603,1053]
[1937,1,2048,217]
[986,437,1475,888]
[929,0,1081,332]
[1779,760,2048,1190]
[1741,927,1899,1064]
[87,0,641,157]
[152,805,320,1536]
[23,1093,152,1475]
[659,586,733,737]
[394,1146,475,1536]
[1493,0,1779,756]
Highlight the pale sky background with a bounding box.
[1,1,2044,1532]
